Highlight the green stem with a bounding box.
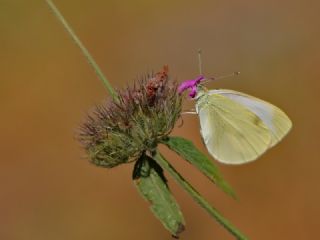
[154,151,248,240]
[45,0,117,99]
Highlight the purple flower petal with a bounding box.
[178,80,196,94]
[178,75,205,98]
[195,75,205,83]
[189,85,197,98]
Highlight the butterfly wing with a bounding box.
[196,92,271,164]
[210,89,292,147]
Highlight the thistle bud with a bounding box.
[79,66,182,168]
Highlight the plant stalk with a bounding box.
[154,151,248,240]
[45,0,117,99]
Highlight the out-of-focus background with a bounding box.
[1,0,319,239]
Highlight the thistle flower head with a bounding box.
[79,66,182,168]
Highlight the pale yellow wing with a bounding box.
[196,92,271,164]
[210,89,292,148]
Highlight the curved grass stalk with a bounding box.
[45,0,117,99]
[154,151,248,240]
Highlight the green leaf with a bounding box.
[154,151,248,240]
[133,153,185,238]
[163,136,235,198]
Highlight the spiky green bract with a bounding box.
[79,67,182,168]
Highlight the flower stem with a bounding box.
[154,151,248,240]
[45,0,117,99]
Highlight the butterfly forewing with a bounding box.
[196,92,271,164]
[210,89,292,147]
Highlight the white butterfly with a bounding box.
[179,76,292,164]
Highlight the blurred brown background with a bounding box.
[1,0,319,239]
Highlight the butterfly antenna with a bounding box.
[215,71,240,80]
[198,49,203,75]
[201,71,240,85]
